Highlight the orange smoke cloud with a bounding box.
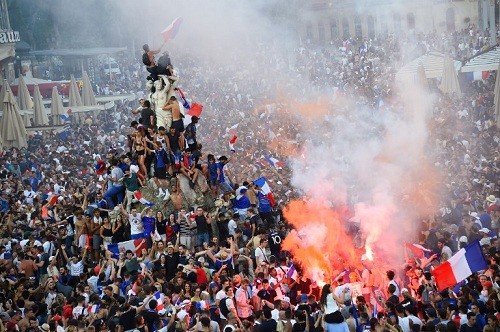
[282,200,361,282]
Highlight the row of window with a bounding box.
[307,9,456,41]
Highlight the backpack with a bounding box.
[219,297,231,317]
[142,53,151,66]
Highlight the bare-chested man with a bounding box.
[163,96,184,135]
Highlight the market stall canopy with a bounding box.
[461,46,500,73]
[396,52,462,82]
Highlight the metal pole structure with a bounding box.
[489,0,496,46]
[108,56,112,81]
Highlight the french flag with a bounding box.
[463,71,490,81]
[48,195,59,206]
[432,240,487,291]
[229,135,237,152]
[286,264,298,280]
[267,156,285,169]
[405,243,432,259]
[227,124,238,136]
[253,177,276,207]
[87,304,99,314]
[107,239,147,259]
[161,17,183,43]
[154,291,164,311]
[176,88,191,109]
[134,191,154,207]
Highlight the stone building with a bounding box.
[0,0,19,82]
[299,0,492,44]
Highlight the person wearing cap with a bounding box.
[486,195,498,214]
[479,228,492,246]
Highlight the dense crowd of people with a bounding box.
[0,22,499,332]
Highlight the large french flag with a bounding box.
[253,177,276,207]
[107,240,147,259]
[432,240,487,291]
[161,17,183,42]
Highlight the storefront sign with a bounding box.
[0,31,20,44]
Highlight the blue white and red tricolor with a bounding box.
[432,240,487,291]
[161,17,183,43]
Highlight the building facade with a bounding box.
[300,0,485,44]
[0,0,19,82]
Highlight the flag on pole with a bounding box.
[107,239,147,259]
[133,191,154,207]
[161,17,183,43]
[229,135,237,152]
[432,240,487,291]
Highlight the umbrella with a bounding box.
[81,71,96,106]
[68,74,83,107]
[494,61,500,129]
[439,56,461,95]
[17,75,34,110]
[0,80,27,149]
[50,86,65,125]
[17,75,34,127]
[32,85,49,126]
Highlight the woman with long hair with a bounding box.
[111,214,125,243]
[134,127,148,177]
[100,217,113,247]
[320,284,349,332]
[155,211,167,242]
[166,213,178,244]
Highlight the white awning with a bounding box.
[461,46,500,73]
[396,52,462,82]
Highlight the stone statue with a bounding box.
[150,76,172,130]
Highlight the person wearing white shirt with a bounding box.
[227,217,237,237]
